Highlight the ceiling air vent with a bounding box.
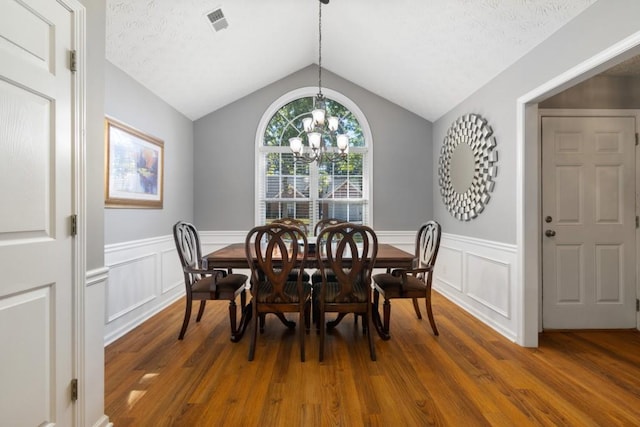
[206,8,228,32]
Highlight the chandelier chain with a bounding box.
[318,0,322,99]
[288,0,348,165]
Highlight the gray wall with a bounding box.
[104,61,195,244]
[194,65,433,231]
[540,75,640,109]
[433,0,640,244]
[83,0,105,270]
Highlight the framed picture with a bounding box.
[105,117,164,208]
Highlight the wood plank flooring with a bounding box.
[105,292,640,426]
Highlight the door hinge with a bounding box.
[636,215,639,228]
[70,50,77,73]
[636,133,639,146]
[636,299,639,312]
[70,214,78,236]
[71,378,78,401]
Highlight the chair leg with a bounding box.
[412,297,422,319]
[259,314,266,333]
[383,298,391,337]
[299,307,306,362]
[425,297,439,336]
[228,299,237,338]
[240,289,247,310]
[313,298,320,334]
[178,298,193,340]
[304,301,311,333]
[248,307,259,361]
[319,310,325,362]
[196,300,206,322]
[366,312,376,361]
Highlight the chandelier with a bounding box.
[289,0,349,164]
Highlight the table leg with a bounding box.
[230,301,252,342]
[371,302,390,340]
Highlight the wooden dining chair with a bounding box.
[173,221,248,341]
[315,223,378,361]
[372,221,441,340]
[245,223,312,361]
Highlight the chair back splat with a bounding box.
[416,221,441,276]
[172,221,248,341]
[245,223,312,361]
[315,223,378,361]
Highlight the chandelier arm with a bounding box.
[293,151,321,164]
[322,151,348,163]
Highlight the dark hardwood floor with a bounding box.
[105,292,640,426]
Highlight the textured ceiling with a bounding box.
[106,0,597,122]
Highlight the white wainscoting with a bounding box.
[103,230,519,345]
[104,236,183,345]
[102,230,414,345]
[434,233,519,341]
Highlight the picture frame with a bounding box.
[105,117,164,208]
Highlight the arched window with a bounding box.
[255,87,372,230]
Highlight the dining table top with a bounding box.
[205,242,415,270]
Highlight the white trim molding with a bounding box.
[434,233,518,342]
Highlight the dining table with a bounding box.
[204,242,415,340]
[205,242,414,271]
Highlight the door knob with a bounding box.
[545,229,556,237]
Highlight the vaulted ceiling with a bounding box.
[106,0,597,122]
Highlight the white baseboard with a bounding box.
[92,415,112,427]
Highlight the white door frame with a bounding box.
[64,0,86,425]
[517,31,640,346]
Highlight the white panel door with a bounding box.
[542,116,637,329]
[0,0,75,425]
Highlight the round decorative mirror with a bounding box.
[438,114,498,221]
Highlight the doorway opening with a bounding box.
[518,32,640,347]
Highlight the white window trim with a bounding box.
[254,86,374,226]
